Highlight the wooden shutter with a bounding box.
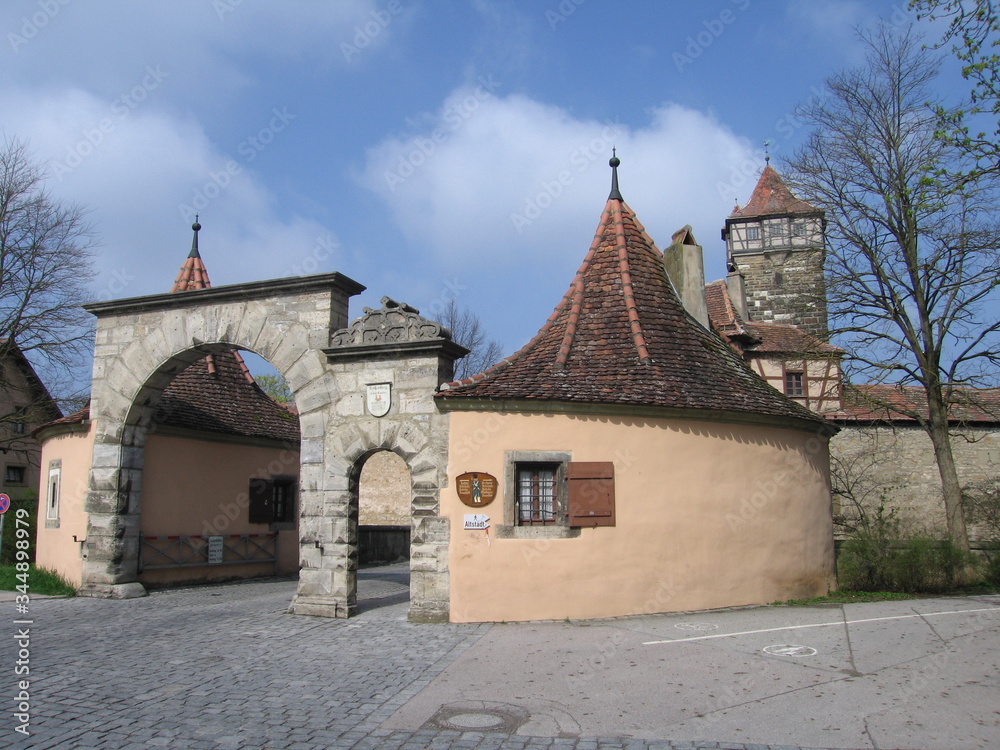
[567,462,615,527]
[248,478,274,524]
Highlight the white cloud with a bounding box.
[0,87,342,303]
[359,88,757,282]
[357,88,761,353]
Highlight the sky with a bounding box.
[0,0,962,388]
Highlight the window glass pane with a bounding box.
[46,470,60,520]
[517,464,557,525]
[785,372,804,397]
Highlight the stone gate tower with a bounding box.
[722,164,828,339]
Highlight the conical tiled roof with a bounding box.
[170,219,212,292]
[730,165,820,219]
[438,160,825,427]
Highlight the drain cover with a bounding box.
[427,701,529,734]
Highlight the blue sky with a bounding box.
[0,0,958,385]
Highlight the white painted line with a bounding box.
[642,607,1000,646]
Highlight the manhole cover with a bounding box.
[427,701,529,734]
[674,622,719,631]
[445,712,507,729]
[763,644,817,657]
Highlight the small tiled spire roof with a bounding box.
[438,157,824,426]
[170,217,212,292]
[159,220,296,441]
[730,165,820,219]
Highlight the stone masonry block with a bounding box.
[412,517,449,545]
[283,352,326,394]
[297,410,327,440]
[300,438,323,465]
[336,392,364,417]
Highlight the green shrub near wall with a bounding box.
[0,492,37,566]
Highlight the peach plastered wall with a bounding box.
[445,410,836,623]
[140,433,299,584]
[35,426,96,587]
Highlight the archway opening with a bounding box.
[355,449,411,610]
[135,345,302,589]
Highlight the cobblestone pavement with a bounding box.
[1,566,933,749]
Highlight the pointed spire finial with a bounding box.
[608,148,623,201]
[189,215,201,258]
[764,139,772,165]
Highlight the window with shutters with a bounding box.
[249,475,296,527]
[498,451,615,538]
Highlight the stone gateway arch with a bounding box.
[79,272,465,622]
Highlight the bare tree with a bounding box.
[910,0,1000,180]
[0,136,96,441]
[438,299,504,380]
[785,26,1000,552]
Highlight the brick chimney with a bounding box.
[663,225,709,328]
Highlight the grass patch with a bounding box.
[773,590,927,606]
[0,565,76,597]
[774,584,999,606]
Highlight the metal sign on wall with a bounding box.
[366,382,391,417]
[456,472,497,507]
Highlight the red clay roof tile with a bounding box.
[438,179,824,426]
[730,165,820,219]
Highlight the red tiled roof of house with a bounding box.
[154,352,299,442]
[730,165,820,219]
[34,364,299,443]
[33,404,89,433]
[742,323,841,355]
[437,161,824,426]
[704,280,841,357]
[833,384,1000,424]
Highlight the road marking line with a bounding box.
[642,607,1000,645]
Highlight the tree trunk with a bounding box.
[925,399,970,553]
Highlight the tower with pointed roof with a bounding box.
[722,163,827,339]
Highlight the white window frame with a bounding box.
[46,459,61,526]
